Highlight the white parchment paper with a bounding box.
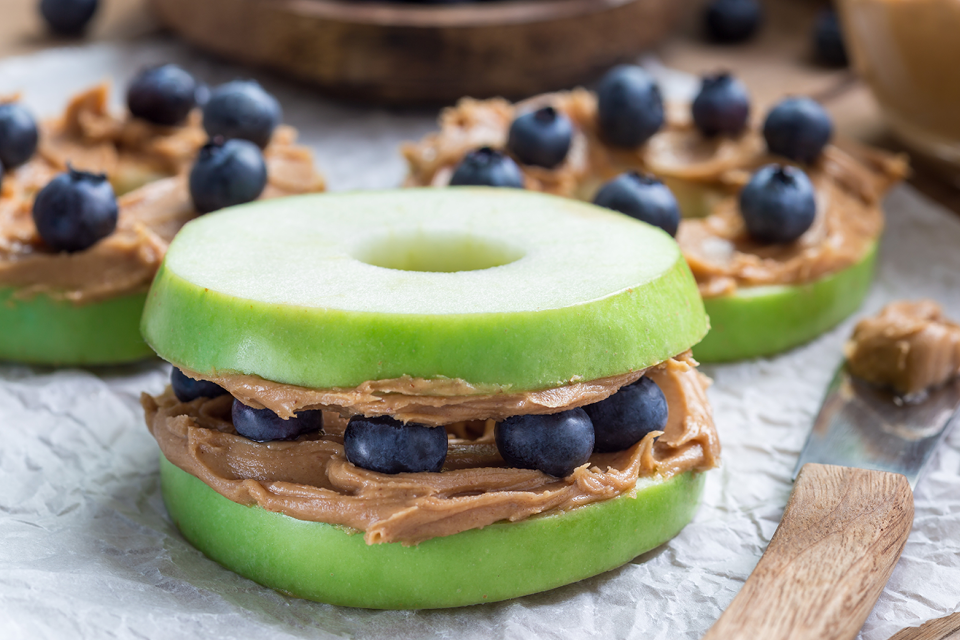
[0,39,958,640]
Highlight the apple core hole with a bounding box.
[352,229,525,273]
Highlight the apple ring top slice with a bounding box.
[142,188,707,391]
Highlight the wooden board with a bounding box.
[148,0,690,104]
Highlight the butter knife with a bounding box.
[702,365,960,640]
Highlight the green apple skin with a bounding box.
[144,259,703,391]
[160,455,706,609]
[694,243,877,363]
[142,189,709,391]
[0,288,153,365]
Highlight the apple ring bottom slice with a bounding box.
[160,455,706,609]
[693,243,877,363]
[0,288,153,365]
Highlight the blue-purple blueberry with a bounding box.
[194,83,211,108]
[495,409,594,478]
[170,368,228,403]
[507,106,573,169]
[449,147,524,188]
[739,163,817,244]
[344,415,447,474]
[39,0,98,36]
[763,97,833,163]
[813,9,848,67]
[704,0,762,44]
[188,138,267,214]
[232,400,323,442]
[127,64,198,127]
[202,80,282,148]
[0,103,39,168]
[583,377,668,453]
[692,73,750,137]
[596,65,664,148]
[592,172,681,237]
[32,168,117,252]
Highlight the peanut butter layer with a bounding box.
[38,83,208,194]
[0,85,325,303]
[845,300,960,396]
[144,357,720,545]
[182,366,647,426]
[402,90,907,297]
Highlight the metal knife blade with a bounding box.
[795,364,960,488]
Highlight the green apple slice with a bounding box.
[0,288,153,365]
[160,455,705,609]
[142,188,708,390]
[693,243,877,363]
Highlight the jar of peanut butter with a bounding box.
[838,0,960,179]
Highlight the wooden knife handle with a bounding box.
[889,611,960,640]
[702,463,914,640]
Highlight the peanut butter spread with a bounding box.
[845,300,960,396]
[38,83,208,193]
[181,366,647,426]
[402,90,907,297]
[143,356,719,545]
[0,85,325,303]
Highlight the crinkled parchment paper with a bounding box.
[0,39,957,640]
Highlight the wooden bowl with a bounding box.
[149,0,691,104]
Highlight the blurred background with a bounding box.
[5,0,955,208]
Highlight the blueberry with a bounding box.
[32,168,117,253]
[704,0,762,44]
[583,377,668,453]
[0,104,39,169]
[203,80,282,148]
[170,368,228,403]
[344,415,447,474]
[596,65,664,148]
[506,106,573,169]
[813,9,848,67]
[692,73,750,137]
[592,172,681,237]
[495,409,594,478]
[194,83,211,108]
[126,64,198,127]
[739,164,817,244]
[763,97,833,163]
[232,400,323,443]
[39,0,98,36]
[188,138,267,214]
[449,147,525,188]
